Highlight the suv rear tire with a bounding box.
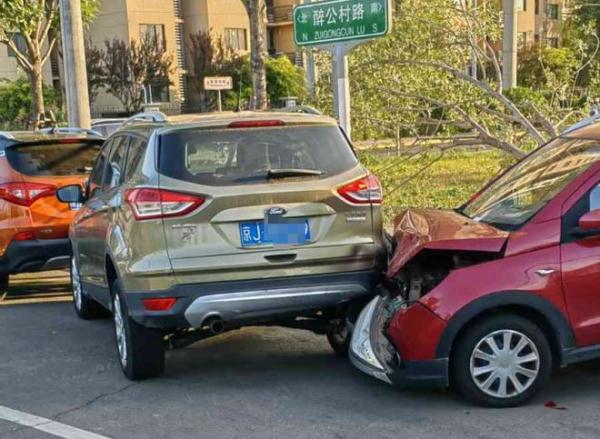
[111,281,165,380]
[71,255,107,319]
[451,314,552,408]
[327,318,350,357]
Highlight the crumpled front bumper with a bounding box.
[349,296,449,388]
[349,296,394,384]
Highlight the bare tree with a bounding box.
[101,37,174,113]
[85,38,104,104]
[241,0,268,109]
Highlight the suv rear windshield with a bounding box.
[158,125,358,185]
[6,142,102,176]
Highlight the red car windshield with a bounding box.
[462,137,600,230]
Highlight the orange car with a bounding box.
[0,131,103,294]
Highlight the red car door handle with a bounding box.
[536,268,556,276]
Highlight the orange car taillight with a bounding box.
[125,188,205,220]
[0,182,56,207]
[337,174,383,205]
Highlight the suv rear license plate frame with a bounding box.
[239,219,311,247]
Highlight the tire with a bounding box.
[111,280,165,380]
[327,317,350,358]
[451,314,552,408]
[71,254,107,319]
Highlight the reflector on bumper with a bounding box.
[349,297,393,384]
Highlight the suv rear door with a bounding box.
[151,122,383,285]
[2,138,102,239]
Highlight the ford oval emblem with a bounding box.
[266,207,287,216]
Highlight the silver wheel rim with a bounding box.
[113,294,128,368]
[71,256,82,311]
[470,329,540,399]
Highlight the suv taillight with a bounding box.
[125,188,205,220]
[337,175,382,205]
[0,182,56,207]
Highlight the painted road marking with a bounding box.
[0,405,111,439]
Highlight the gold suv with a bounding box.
[57,111,385,379]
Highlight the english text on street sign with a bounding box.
[293,0,390,47]
[204,76,233,91]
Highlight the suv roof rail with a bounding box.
[40,127,104,137]
[122,111,168,126]
[562,110,600,135]
[0,131,15,140]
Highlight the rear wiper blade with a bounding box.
[233,169,322,182]
[267,168,322,178]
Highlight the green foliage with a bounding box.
[518,46,579,93]
[359,148,514,224]
[0,78,62,129]
[312,0,591,155]
[224,55,307,110]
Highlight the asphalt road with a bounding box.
[1,274,600,439]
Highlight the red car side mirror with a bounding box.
[579,209,600,231]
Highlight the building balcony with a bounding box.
[267,5,294,25]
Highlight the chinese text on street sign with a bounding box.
[293,0,390,47]
[204,76,233,90]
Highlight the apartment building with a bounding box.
[87,0,250,116]
[0,0,251,117]
[266,0,303,66]
[513,0,567,48]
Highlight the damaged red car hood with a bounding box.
[387,208,509,278]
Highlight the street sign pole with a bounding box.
[331,42,358,138]
[217,90,222,112]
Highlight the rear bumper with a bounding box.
[123,270,378,330]
[0,238,71,275]
[349,297,449,388]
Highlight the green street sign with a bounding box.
[293,0,391,47]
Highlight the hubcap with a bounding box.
[71,256,82,311]
[470,329,540,399]
[113,294,128,368]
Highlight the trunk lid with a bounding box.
[156,123,381,284]
[388,208,508,278]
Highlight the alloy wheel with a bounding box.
[113,294,128,368]
[469,329,540,399]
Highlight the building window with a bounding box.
[546,3,559,20]
[546,37,559,48]
[139,24,166,49]
[7,33,27,57]
[225,28,247,51]
[535,0,539,14]
[517,0,527,11]
[147,81,170,103]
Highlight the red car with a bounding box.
[350,123,600,407]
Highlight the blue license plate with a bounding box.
[240,219,311,246]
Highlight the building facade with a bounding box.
[88,0,251,117]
